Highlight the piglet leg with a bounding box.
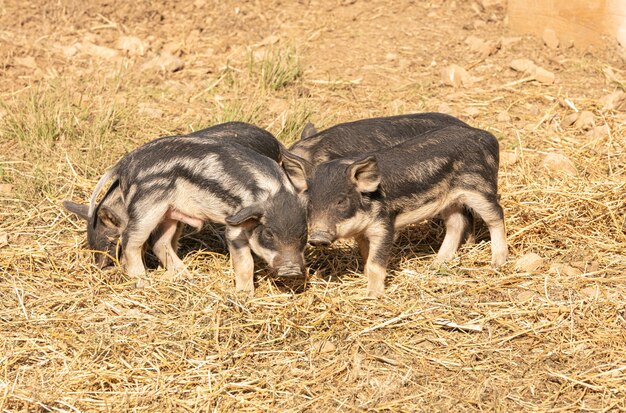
[152,218,185,273]
[363,222,394,298]
[225,226,255,295]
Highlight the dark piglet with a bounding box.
[64,122,305,294]
[283,125,508,297]
[289,112,470,165]
[288,112,477,244]
[65,122,282,269]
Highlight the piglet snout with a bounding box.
[277,263,304,278]
[308,231,333,247]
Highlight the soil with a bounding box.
[1,0,626,411]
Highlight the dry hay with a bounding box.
[1,0,626,411]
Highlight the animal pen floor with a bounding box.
[1,0,625,411]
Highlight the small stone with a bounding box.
[515,253,544,273]
[138,104,163,118]
[162,41,182,55]
[571,260,600,273]
[500,150,518,166]
[268,98,289,114]
[0,232,7,248]
[0,184,13,194]
[81,42,119,59]
[542,28,559,49]
[465,35,485,52]
[548,263,566,274]
[510,58,537,73]
[496,112,511,122]
[441,64,472,87]
[391,98,405,112]
[312,340,336,354]
[542,153,577,176]
[14,56,37,69]
[60,43,79,58]
[478,40,500,59]
[437,102,455,115]
[516,290,536,302]
[560,112,579,128]
[562,265,583,276]
[501,37,522,47]
[591,124,610,138]
[257,35,280,46]
[385,52,397,62]
[141,52,184,72]
[117,35,145,56]
[574,111,595,131]
[581,286,599,299]
[463,107,481,117]
[533,66,555,84]
[473,19,486,29]
[599,91,626,111]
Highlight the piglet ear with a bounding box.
[281,150,312,194]
[97,205,123,230]
[63,200,90,221]
[226,205,263,230]
[349,156,380,193]
[300,122,318,140]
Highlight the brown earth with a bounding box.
[1,0,626,412]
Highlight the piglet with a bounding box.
[283,125,508,297]
[64,122,307,294]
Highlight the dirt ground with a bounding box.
[1,0,626,411]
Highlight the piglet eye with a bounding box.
[337,197,350,210]
[261,228,274,241]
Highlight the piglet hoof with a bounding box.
[235,283,255,298]
[234,287,255,300]
[432,256,452,266]
[366,287,385,299]
[491,251,508,269]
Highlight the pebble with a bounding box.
[549,263,582,276]
[138,104,163,118]
[500,150,518,166]
[441,64,472,87]
[81,42,119,59]
[385,52,397,62]
[510,58,536,73]
[515,253,544,273]
[311,340,336,354]
[542,153,577,176]
[496,112,511,122]
[600,91,626,111]
[560,112,579,128]
[141,52,184,72]
[533,66,555,84]
[117,36,145,56]
[591,124,610,138]
[574,111,595,130]
[14,56,37,69]
[510,59,555,84]
[542,28,559,49]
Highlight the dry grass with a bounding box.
[1,0,626,411]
